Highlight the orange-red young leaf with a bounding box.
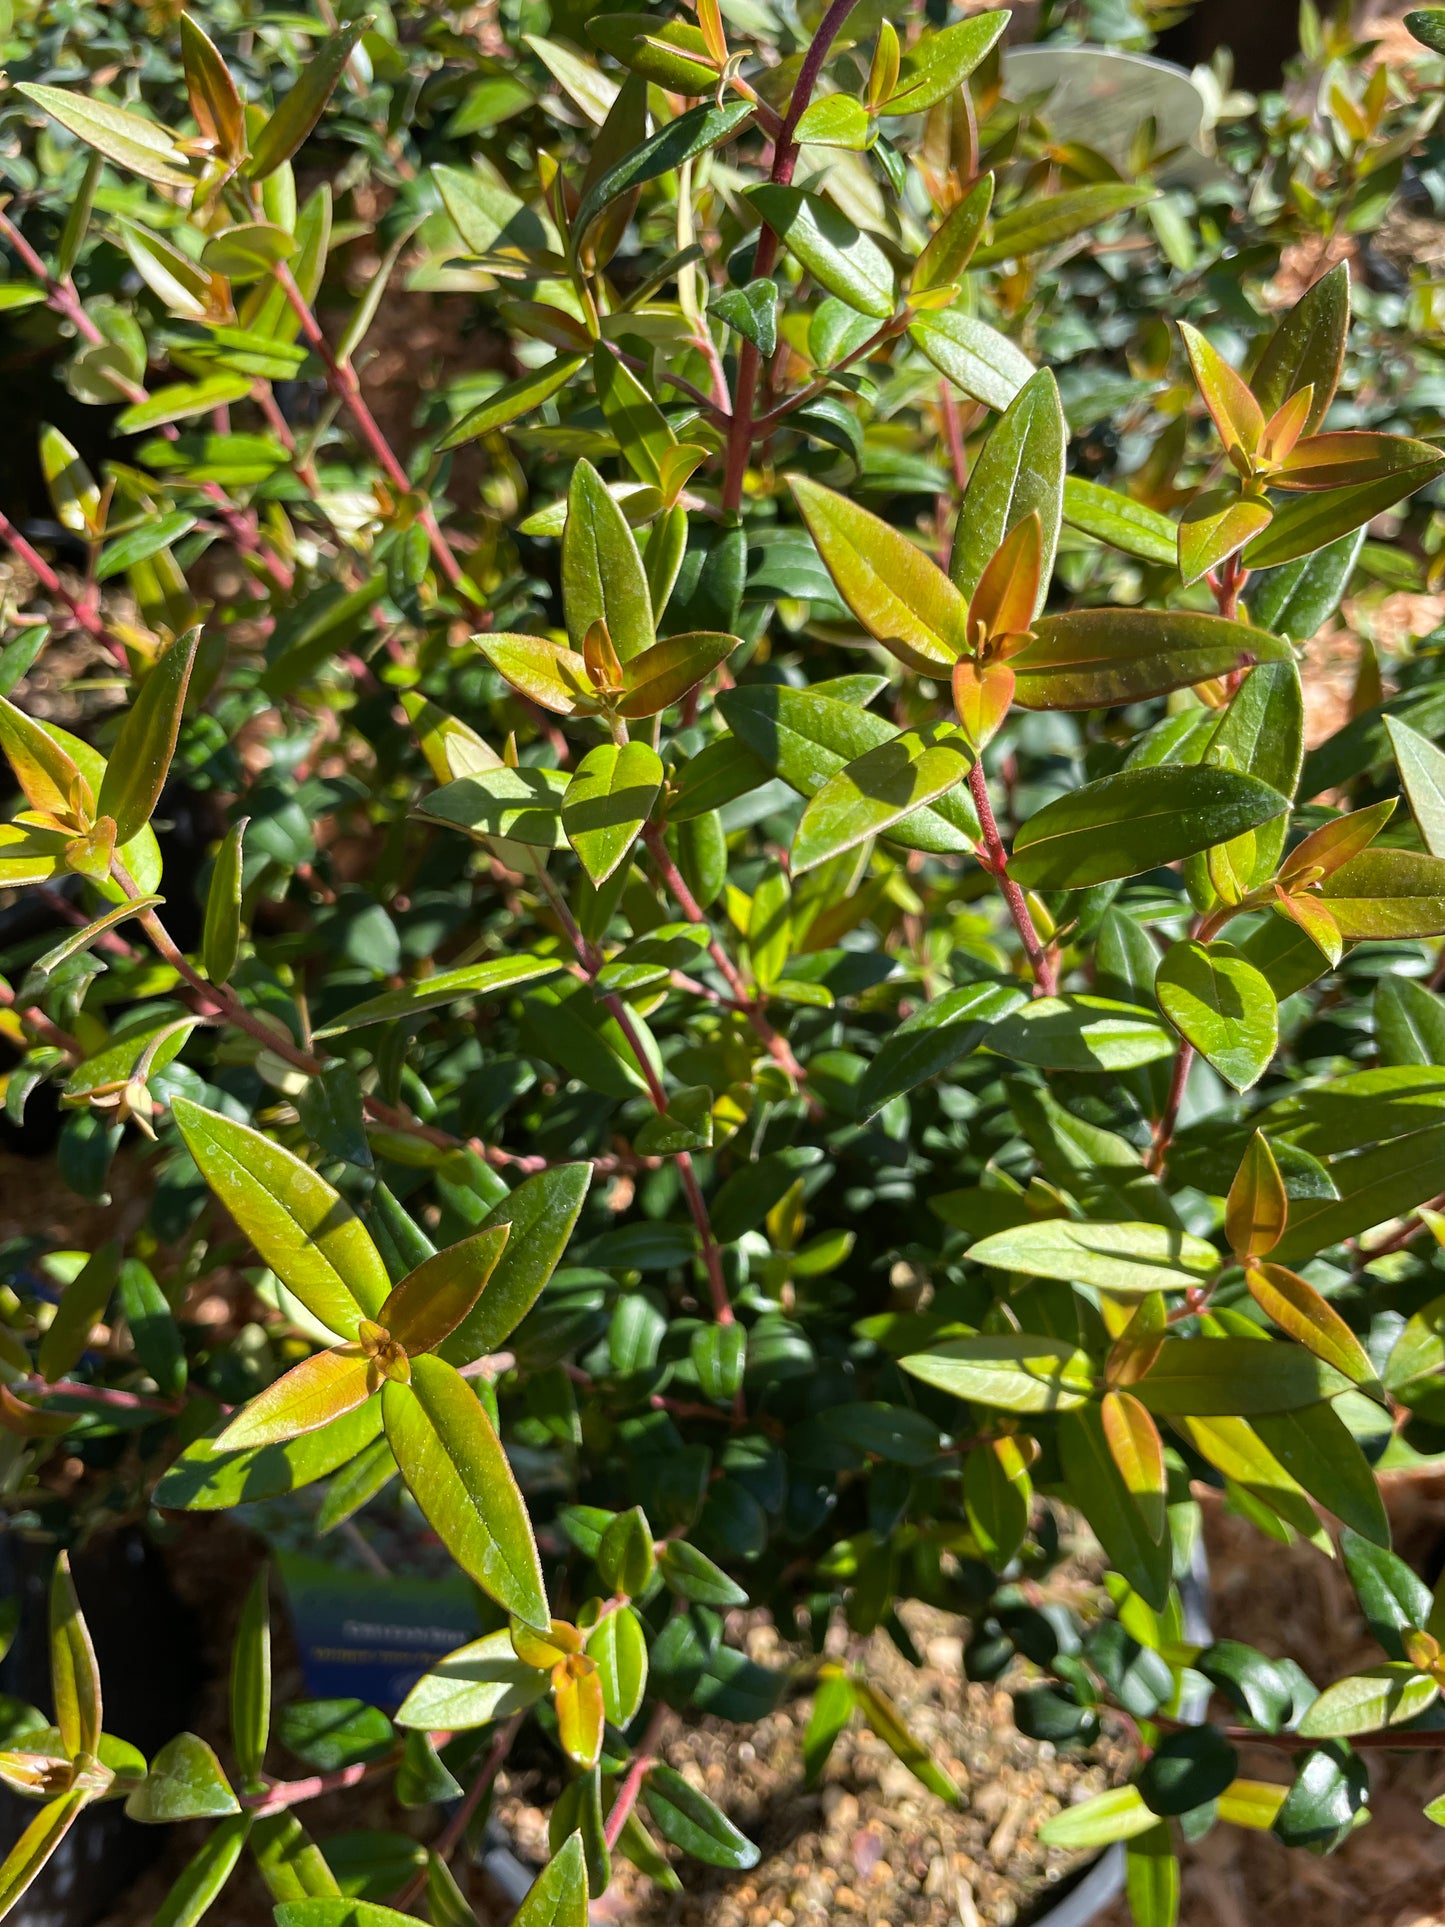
[511,1618,582,1669]
[1100,1390,1167,1543]
[1278,798,1396,887]
[215,1346,373,1450]
[1180,322,1264,464]
[967,512,1042,648]
[952,657,1014,748]
[1226,1130,1288,1261]
[1245,1263,1377,1386]
[1259,385,1314,466]
[382,1224,512,1357]
[1272,887,1344,966]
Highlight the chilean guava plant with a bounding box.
[7,3,1445,1923]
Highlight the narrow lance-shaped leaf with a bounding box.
[181,13,246,163]
[1251,261,1349,435]
[563,461,654,664]
[202,817,246,985]
[791,724,973,873]
[1226,1132,1288,1260]
[1386,714,1445,857]
[245,17,369,181]
[18,83,196,188]
[746,186,895,321]
[98,629,200,845]
[172,1098,390,1332]
[382,1354,549,1626]
[1245,1264,1377,1385]
[50,1552,101,1761]
[380,1225,510,1355]
[231,1566,271,1787]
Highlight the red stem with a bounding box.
[391,1713,524,1911]
[243,1751,400,1815]
[604,1702,669,1848]
[968,763,1057,994]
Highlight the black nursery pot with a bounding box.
[0,1529,204,1927]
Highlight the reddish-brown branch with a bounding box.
[1148,1041,1194,1176]
[391,1712,525,1911]
[243,1751,401,1815]
[968,763,1057,994]
[604,1702,669,1848]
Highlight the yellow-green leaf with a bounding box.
[792,723,973,873]
[1245,1263,1377,1385]
[380,1225,511,1356]
[97,629,200,845]
[215,1348,373,1451]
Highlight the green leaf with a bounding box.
[1248,527,1364,640]
[246,18,369,180]
[792,723,973,872]
[1252,1405,1390,1546]
[1320,848,1445,936]
[1274,430,1443,491]
[1252,261,1349,435]
[18,84,194,187]
[619,630,735,720]
[1340,1528,1431,1658]
[1387,714,1445,855]
[643,1763,760,1869]
[49,1551,101,1760]
[125,1733,239,1822]
[910,173,993,295]
[440,355,586,450]
[951,369,1065,612]
[908,309,1036,412]
[790,476,966,671]
[1009,766,1288,890]
[1061,478,1178,566]
[37,1239,120,1384]
[900,1334,1094,1412]
[1155,941,1278,1093]
[967,1219,1218,1294]
[856,981,1025,1117]
[1010,608,1290,711]
[880,11,1007,113]
[231,1566,270,1787]
[586,1605,647,1725]
[439,1164,592,1363]
[0,694,91,818]
[854,1678,963,1806]
[1178,489,1273,588]
[803,1667,855,1784]
[316,956,558,1035]
[562,740,663,884]
[216,1349,372,1453]
[278,1701,393,1773]
[150,1813,251,1927]
[1273,1120,1445,1266]
[983,995,1174,1072]
[709,278,777,355]
[1037,1785,1158,1850]
[382,1355,547,1626]
[395,1629,548,1731]
[274,1904,418,1927]
[563,460,654,663]
[97,630,199,845]
[1131,1338,1350,1415]
[511,1834,588,1927]
[594,344,675,487]
[585,12,716,92]
[155,1401,384,1512]
[1139,1728,1239,1818]
[1376,976,1445,1066]
[1125,1823,1180,1927]
[964,1436,1031,1567]
[201,817,246,986]
[973,184,1157,266]
[172,1099,389,1332]
[1297,1665,1438,1739]
[117,1256,187,1397]
[1243,459,1445,567]
[1273,1743,1369,1852]
[746,185,894,320]
[1058,1404,1171,1611]
[718,686,979,853]
[1245,1264,1375,1384]
[658,1539,748,1607]
[0,1792,87,1918]
[792,93,872,147]
[1409,8,1445,52]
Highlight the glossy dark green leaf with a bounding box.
[1248,528,1364,640]
[563,459,653,663]
[952,369,1065,612]
[1244,459,1445,568]
[278,1701,394,1773]
[97,629,199,844]
[643,1762,760,1868]
[984,995,1174,1071]
[202,817,246,986]
[1011,609,1290,711]
[879,10,1007,114]
[1010,766,1288,891]
[1339,1528,1431,1658]
[1252,262,1349,435]
[747,185,894,320]
[792,723,972,872]
[1139,1727,1239,1817]
[562,740,663,884]
[246,18,369,180]
[439,1163,591,1364]
[1058,1404,1171,1611]
[857,981,1024,1117]
[1273,1743,1369,1852]
[316,956,557,1036]
[718,685,980,853]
